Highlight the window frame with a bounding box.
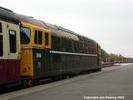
[9,29,17,53]
[0,22,3,57]
[38,31,42,45]
[0,35,3,56]
[45,32,49,46]
[44,31,51,49]
[20,26,31,44]
[0,22,2,33]
[34,30,43,46]
[34,30,38,44]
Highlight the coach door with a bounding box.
[7,22,20,59]
[0,20,20,59]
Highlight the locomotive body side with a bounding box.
[45,24,101,76]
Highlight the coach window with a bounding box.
[0,22,3,56]
[20,27,31,44]
[9,30,16,53]
[0,35,3,56]
[0,22,2,33]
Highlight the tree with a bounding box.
[101,49,109,62]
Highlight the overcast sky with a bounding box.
[1,0,133,57]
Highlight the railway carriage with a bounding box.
[0,7,20,87]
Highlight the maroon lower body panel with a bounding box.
[0,59,20,86]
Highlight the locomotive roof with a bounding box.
[45,22,97,44]
[16,14,48,29]
[45,22,79,41]
[56,26,97,44]
[0,7,19,23]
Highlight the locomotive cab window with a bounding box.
[34,30,43,45]
[9,30,16,53]
[38,31,42,45]
[45,32,49,46]
[20,27,31,44]
[45,32,51,48]
[34,30,38,44]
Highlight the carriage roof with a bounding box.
[0,7,19,24]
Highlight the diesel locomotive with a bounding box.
[0,7,101,87]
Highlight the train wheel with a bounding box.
[27,79,33,87]
[22,79,33,88]
[22,80,28,88]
